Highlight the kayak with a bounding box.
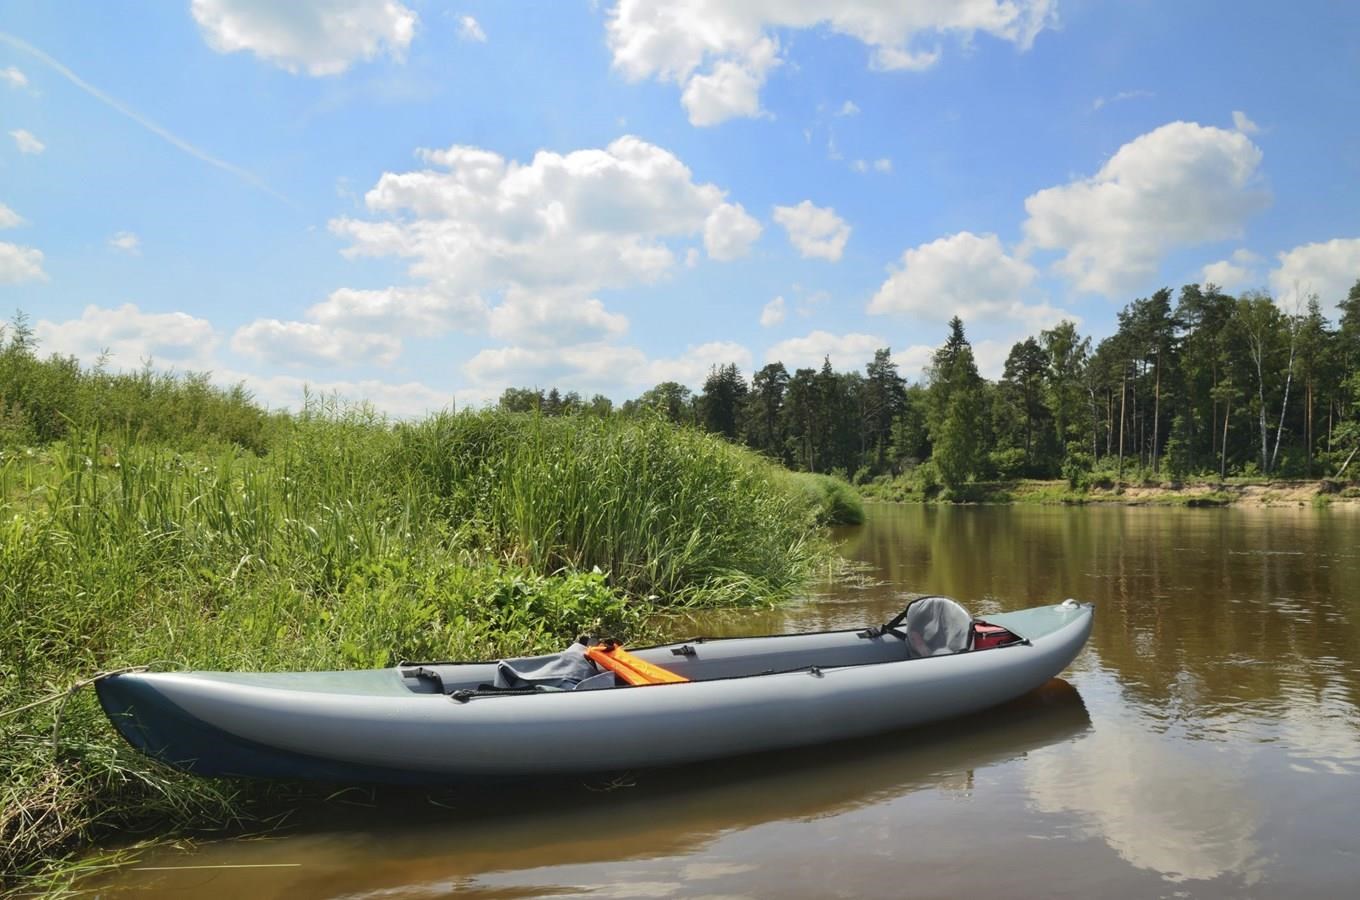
[96,598,1093,782]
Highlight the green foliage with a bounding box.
[1161,414,1194,480]
[988,447,1028,480]
[912,460,942,498]
[0,320,276,452]
[399,411,824,603]
[925,319,987,488]
[698,363,748,439]
[783,471,865,525]
[625,381,695,424]
[0,403,828,887]
[1063,450,1095,489]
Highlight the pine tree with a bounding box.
[863,348,907,473]
[927,318,986,488]
[698,363,748,439]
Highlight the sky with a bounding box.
[2,0,1359,415]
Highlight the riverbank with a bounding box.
[861,476,1360,507]
[0,412,834,894]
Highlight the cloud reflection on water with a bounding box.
[1024,672,1263,884]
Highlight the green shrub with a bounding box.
[1061,448,1094,488]
[782,471,865,526]
[0,317,275,453]
[988,447,1027,479]
[912,460,942,498]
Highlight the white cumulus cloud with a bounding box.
[109,231,141,255]
[330,135,755,362]
[10,129,44,154]
[229,369,451,417]
[760,296,786,327]
[231,318,402,367]
[31,304,452,419]
[1200,248,1259,292]
[0,242,45,283]
[894,343,938,382]
[488,289,629,347]
[463,343,646,393]
[680,37,778,126]
[35,304,217,366]
[765,330,886,370]
[643,340,752,386]
[773,200,850,261]
[1022,121,1269,296]
[333,136,740,292]
[462,339,752,395]
[306,286,487,335]
[191,0,418,76]
[0,203,23,229]
[973,338,1019,381]
[1,66,27,89]
[458,15,487,43]
[868,231,1067,329]
[606,0,1057,125]
[1269,238,1360,309]
[703,201,762,260]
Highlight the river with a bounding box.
[95,503,1360,898]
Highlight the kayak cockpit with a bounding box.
[397,597,1029,696]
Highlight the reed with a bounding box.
[0,408,827,890]
[781,472,866,526]
[396,412,822,604]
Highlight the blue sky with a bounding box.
[3,1,1358,414]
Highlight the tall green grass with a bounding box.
[400,412,821,604]
[782,472,865,526]
[0,409,828,890]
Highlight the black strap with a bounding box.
[859,595,950,640]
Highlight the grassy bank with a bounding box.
[783,472,865,525]
[860,473,1360,507]
[0,409,830,892]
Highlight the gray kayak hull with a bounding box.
[97,602,1093,781]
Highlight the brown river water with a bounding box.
[93,504,1360,899]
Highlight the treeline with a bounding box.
[504,279,1360,488]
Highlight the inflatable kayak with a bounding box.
[96,597,1093,782]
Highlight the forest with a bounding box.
[502,279,1360,489]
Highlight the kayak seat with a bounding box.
[902,596,975,658]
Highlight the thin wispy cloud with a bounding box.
[10,128,44,154]
[459,16,487,43]
[109,231,141,255]
[1091,89,1154,112]
[0,30,293,207]
[1232,110,1260,135]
